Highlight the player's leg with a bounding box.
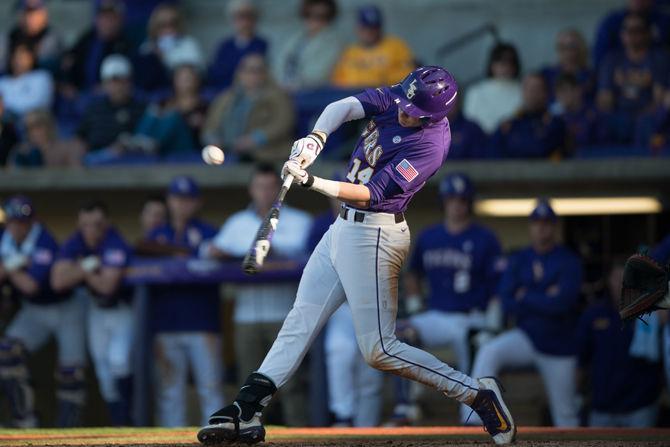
[53,294,87,427]
[105,303,136,425]
[87,303,120,424]
[199,227,346,444]
[0,304,51,427]
[534,352,579,427]
[352,340,383,427]
[324,304,359,425]
[185,332,225,426]
[154,333,188,427]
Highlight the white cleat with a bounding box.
[470,377,516,445]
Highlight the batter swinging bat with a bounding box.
[242,174,294,275]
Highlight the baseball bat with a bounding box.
[242,173,295,275]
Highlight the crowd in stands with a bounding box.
[1,0,670,168]
[1,167,668,428]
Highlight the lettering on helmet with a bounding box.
[406,79,418,99]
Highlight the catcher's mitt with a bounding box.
[619,253,669,321]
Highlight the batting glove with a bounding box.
[80,255,101,273]
[281,159,309,185]
[289,132,325,169]
[3,254,29,273]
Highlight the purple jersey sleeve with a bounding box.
[101,235,131,268]
[354,87,396,117]
[597,52,616,92]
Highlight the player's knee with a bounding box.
[56,366,86,405]
[0,338,29,376]
[360,341,392,370]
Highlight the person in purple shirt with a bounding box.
[51,201,134,426]
[0,196,86,428]
[207,0,268,91]
[140,176,224,428]
[199,66,516,446]
[446,99,489,159]
[553,74,603,149]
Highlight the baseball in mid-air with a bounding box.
[202,145,225,165]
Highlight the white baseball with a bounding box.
[202,145,225,165]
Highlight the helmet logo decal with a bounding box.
[406,79,418,99]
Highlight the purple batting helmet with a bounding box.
[390,66,458,122]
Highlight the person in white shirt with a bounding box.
[0,42,53,119]
[463,42,522,134]
[210,163,313,426]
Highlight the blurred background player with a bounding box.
[470,200,583,427]
[331,4,415,88]
[209,163,312,426]
[140,176,224,427]
[389,173,503,425]
[577,259,664,427]
[51,201,134,426]
[139,195,168,237]
[0,195,85,427]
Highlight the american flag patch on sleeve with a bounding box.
[396,159,419,182]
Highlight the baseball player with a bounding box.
[51,201,134,426]
[470,200,582,427]
[199,66,516,445]
[0,196,86,427]
[390,172,503,425]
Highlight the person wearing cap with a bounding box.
[387,173,503,425]
[60,0,134,93]
[470,200,583,427]
[0,196,86,427]
[1,0,62,72]
[208,163,312,426]
[140,176,224,427]
[207,0,268,91]
[331,4,415,88]
[51,201,135,426]
[75,54,145,159]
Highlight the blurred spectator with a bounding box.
[207,0,268,91]
[9,109,83,167]
[634,83,670,152]
[0,195,86,428]
[597,13,669,144]
[464,42,522,134]
[140,176,224,427]
[76,55,145,162]
[577,260,663,427]
[390,173,503,426]
[60,0,134,94]
[0,94,19,166]
[490,73,568,158]
[202,54,294,162]
[0,0,62,72]
[0,42,54,119]
[51,201,135,426]
[541,29,595,105]
[471,200,582,427]
[273,0,344,91]
[593,0,670,67]
[446,99,489,159]
[139,195,167,237]
[553,74,601,149]
[209,164,312,426]
[331,5,414,88]
[135,2,204,94]
[168,64,208,148]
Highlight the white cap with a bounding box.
[166,38,205,71]
[100,54,132,80]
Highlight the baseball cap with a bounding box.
[358,5,382,28]
[168,176,200,198]
[529,199,557,221]
[3,195,35,221]
[100,54,132,80]
[439,172,474,198]
[19,0,45,11]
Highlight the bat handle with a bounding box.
[282,173,294,189]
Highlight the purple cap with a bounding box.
[3,195,35,221]
[390,66,458,122]
[530,199,557,221]
[19,0,45,11]
[358,5,382,28]
[168,176,200,198]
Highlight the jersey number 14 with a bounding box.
[347,158,374,184]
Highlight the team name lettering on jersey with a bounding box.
[423,248,472,270]
[362,121,383,167]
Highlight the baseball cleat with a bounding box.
[197,403,265,445]
[470,377,516,445]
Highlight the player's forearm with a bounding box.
[7,270,40,296]
[312,97,365,137]
[304,176,370,207]
[51,262,86,292]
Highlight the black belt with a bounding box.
[339,207,405,224]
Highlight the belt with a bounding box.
[339,206,405,224]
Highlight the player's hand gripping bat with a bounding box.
[242,174,294,274]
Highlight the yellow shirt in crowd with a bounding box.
[331,35,415,88]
